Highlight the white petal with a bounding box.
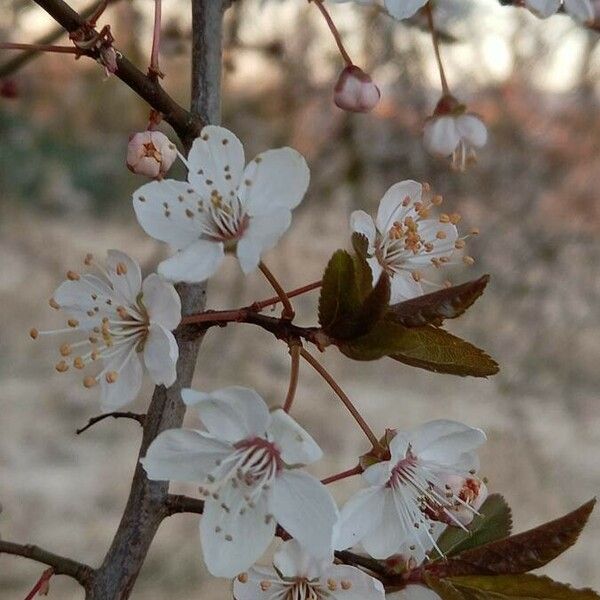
[267,409,322,466]
[273,539,328,580]
[322,564,385,600]
[133,179,205,250]
[233,566,284,600]
[271,470,339,559]
[105,250,142,305]
[361,488,407,558]
[391,585,443,600]
[239,148,310,215]
[389,273,425,303]
[423,117,460,157]
[564,0,594,21]
[335,486,385,550]
[182,386,271,442]
[389,432,411,462]
[237,209,292,274]
[99,346,143,410]
[142,273,182,331]
[367,257,383,288]
[143,323,179,387]
[524,0,561,17]
[200,481,276,577]
[350,210,377,249]
[455,115,488,148]
[385,0,428,19]
[141,428,232,482]
[157,240,225,283]
[362,461,392,486]
[376,180,422,233]
[187,126,245,201]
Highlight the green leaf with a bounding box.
[387,275,490,328]
[428,575,599,600]
[318,249,390,340]
[351,232,373,300]
[423,499,595,578]
[433,495,512,558]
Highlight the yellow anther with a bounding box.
[327,579,338,591]
[116,306,130,320]
[91,350,99,361]
[439,213,451,223]
[73,357,85,370]
[444,280,452,288]
[412,271,422,282]
[449,213,462,225]
[185,209,194,218]
[260,581,272,591]
[88,335,98,344]
[67,319,79,328]
[402,195,411,207]
[422,182,431,192]
[29,328,39,340]
[418,208,430,219]
[60,343,72,356]
[83,376,97,388]
[341,580,352,590]
[55,360,69,373]
[115,262,128,276]
[471,227,480,236]
[432,194,443,206]
[436,230,447,240]
[105,371,119,384]
[455,240,466,249]
[237,573,249,584]
[49,298,60,310]
[84,253,94,266]
[67,270,80,281]
[463,256,475,266]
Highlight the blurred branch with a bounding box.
[76,411,145,435]
[0,541,94,585]
[165,494,205,516]
[30,0,203,144]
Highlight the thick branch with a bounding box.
[32,0,202,144]
[0,541,94,585]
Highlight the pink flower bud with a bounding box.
[127,131,178,179]
[333,65,380,114]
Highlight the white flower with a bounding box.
[334,65,381,113]
[350,180,462,304]
[127,131,178,179]
[335,420,487,560]
[388,585,442,600]
[524,0,594,21]
[141,386,339,578]
[234,539,385,600]
[31,250,181,410]
[423,101,488,171]
[132,125,310,283]
[329,0,428,20]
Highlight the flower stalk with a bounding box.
[309,0,354,66]
[258,261,295,319]
[283,342,302,412]
[425,2,450,95]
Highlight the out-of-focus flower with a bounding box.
[234,539,385,600]
[423,96,488,171]
[334,65,381,113]
[133,125,309,283]
[30,251,180,409]
[387,585,443,600]
[127,131,178,179]
[141,386,338,578]
[335,420,487,559]
[330,0,428,21]
[351,180,472,303]
[524,0,594,21]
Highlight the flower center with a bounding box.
[201,193,250,246]
[232,437,283,486]
[284,579,323,600]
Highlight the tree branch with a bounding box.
[31,0,203,144]
[165,494,205,516]
[76,412,145,435]
[0,541,94,585]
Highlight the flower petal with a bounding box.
[455,115,488,149]
[157,240,225,283]
[273,539,328,580]
[423,116,460,157]
[187,126,245,201]
[322,564,385,600]
[385,0,428,19]
[182,386,271,442]
[524,0,561,17]
[142,273,182,331]
[200,481,276,577]
[361,488,407,558]
[376,180,422,233]
[350,210,377,250]
[233,566,284,600]
[335,486,385,551]
[143,323,179,387]
[362,461,392,486]
[99,346,143,410]
[389,273,425,303]
[141,428,231,482]
[105,250,142,305]
[271,470,339,559]
[267,409,322,466]
[239,148,310,215]
[389,585,443,600]
[133,179,205,250]
[237,209,292,274]
[564,0,594,21]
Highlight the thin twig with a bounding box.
[24,568,54,600]
[76,411,145,435]
[258,261,295,319]
[148,0,163,78]
[0,541,93,585]
[321,464,363,485]
[334,550,389,577]
[283,342,301,412]
[310,0,353,66]
[425,2,450,95]
[165,494,205,516]
[253,280,322,311]
[299,348,380,448]
[0,42,79,54]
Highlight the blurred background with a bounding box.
[1,0,599,597]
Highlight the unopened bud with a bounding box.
[127,131,177,179]
[333,65,381,114]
